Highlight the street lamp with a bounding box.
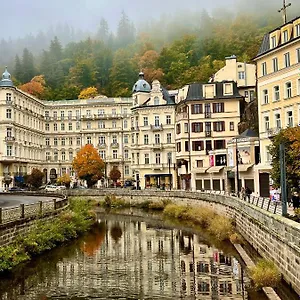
[279,143,287,215]
[235,138,240,196]
[168,157,172,190]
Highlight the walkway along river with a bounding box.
[0,210,271,300]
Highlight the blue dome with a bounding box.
[132,72,151,93]
[0,67,13,87]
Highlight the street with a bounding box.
[0,194,56,208]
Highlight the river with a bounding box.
[0,211,269,300]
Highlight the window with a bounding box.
[6,109,12,119]
[68,111,72,119]
[271,36,276,48]
[272,58,278,72]
[6,93,12,102]
[61,138,66,146]
[98,109,104,116]
[214,140,226,149]
[46,138,50,146]
[112,108,116,115]
[61,111,65,120]
[113,150,118,159]
[184,123,189,133]
[296,24,300,37]
[76,122,80,130]
[263,89,269,104]
[69,138,73,146]
[112,135,117,144]
[285,82,292,98]
[167,152,172,163]
[61,151,66,161]
[264,116,270,131]
[61,123,65,131]
[287,111,293,127]
[155,153,161,164]
[53,123,58,131]
[131,134,135,144]
[166,115,171,124]
[154,116,160,126]
[262,62,267,76]
[112,120,116,128]
[76,137,81,146]
[154,96,159,105]
[68,123,72,131]
[98,121,105,128]
[53,111,57,119]
[144,134,149,145]
[185,141,189,152]
[76,110,80,119]
[230,122,234,131]
[99,150,105,159]
[266,146,271,162]
[45,123,50,131]
[213,103,224,113]
[154,134,160,144]
[176,142,181,152]
[284,52,290,68]
[46,152,51,161]
[124,135,128,144]
[6,127,12,137]
[196,160,203,167]
[6,145,12,156]
[238,71,245,79]
[123,120,127,128]
[86,110,91,117]
[297,48,300,63]
[124,149,129,159]
[144,154,150,164]
[87,136,92,144]
[87,121,91,129]
[275,113,281,129]
[143,117,148,126]
[273,86,280,102]
[54,138,58,146]
[176,124,181,134]
[283,30,288,43]
[213,121,225,132]
[99,136,105,145]
[191,122,203,133]
[191,104,202,114]
[45,111,49,117]
[69,151,73,161]
[167,133,172,144]
[123,108,128,115]
[192,141,204,151]
[54,151,58,161]
[124,165,129,175]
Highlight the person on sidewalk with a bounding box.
[292,191,300,210]
[245,186,252,201]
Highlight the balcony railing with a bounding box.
[111,142,119,148]
[175,113,188,122]
[267,127,281,138]
[204,112,212,118]
[205,131,212,137]
[5,136,15,142]
[98,143,106,148]
[152,143,163,150]
[150,124,163,131]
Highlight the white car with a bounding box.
[45,185,59,192]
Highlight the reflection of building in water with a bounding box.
[2,219,247,299]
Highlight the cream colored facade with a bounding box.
[213,55,256,101]
[175,81,242,191]
[131,80,176,189]
[253,16,300,196]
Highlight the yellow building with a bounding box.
[253,16,300,196]
[175,81,243,191]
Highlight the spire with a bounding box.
[278,0,291,24]
[0,67,13,87]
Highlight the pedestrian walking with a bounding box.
[292,191,300,210]
[240,187,246,200]
[245,186,252,201]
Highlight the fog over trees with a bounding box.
[1,0,299,99]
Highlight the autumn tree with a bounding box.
[78,86,99,99]
[27,168,44,189]
[19,75,46,98]
[109,166,121,184]
[269,127,300,190]
[72,144,105,188]
[57,173,71,188]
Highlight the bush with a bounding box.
[148,201,165,210]
[229,232,244,244]
[163,204,189,219]
[249,259,281,289]
[208,216,234,241]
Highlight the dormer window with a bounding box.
[283,30,288,43]
[271,36,277,48]
[223,83,233,95]
[295,24,300,37]
[154,96,159,105]
[203,84,215,98]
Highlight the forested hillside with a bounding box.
[1,1,299,100]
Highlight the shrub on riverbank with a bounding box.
[0,199,94,273]
[249,259,281,289]
[163,204,234,241]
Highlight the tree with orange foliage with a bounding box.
[78,86,99,99]
[72,144,105,188]
[19,75,46,98]
[109,166,121,184]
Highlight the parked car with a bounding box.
[45,185,59,192]
[56,185,66,190]
[124,180,134,187]
[8,186,24,192]
[73,185,87,189]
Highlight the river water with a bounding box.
[0,211,268,300]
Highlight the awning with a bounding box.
[206,166,225,173]
[194,167,208,174]
[233,164,254,172]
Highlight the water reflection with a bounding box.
[0,213,248,300]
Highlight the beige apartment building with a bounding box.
[253,16,300,196]
[131,74,176,189]
[175,81,243,191]
[0,67,133,187]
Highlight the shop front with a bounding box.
[145,174,173,190]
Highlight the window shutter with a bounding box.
[213,122,217,131]
[214,140,217,149]
[221,103,224,112]
[199,104,203,114]
[222,121,225,131]
[191,105,195,114]
[212,103,216,113]
[192,123,195,132]
[200,141,204,150]
[200,123,203,132]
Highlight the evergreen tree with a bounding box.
[49,36,63,62]
[96,18,109,43]
[116,11,136,49]
[14,55,23,82]
[22,48,35,82]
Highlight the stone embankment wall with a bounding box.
[69,189,300,295]
[0,195,68,247]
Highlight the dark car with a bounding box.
[124,180,134,187]
[8,186,24,192]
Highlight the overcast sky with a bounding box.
[2,0,239,38]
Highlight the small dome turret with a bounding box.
[132,72,151,93]
[0,67,13,87]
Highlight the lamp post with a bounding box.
[235,138,240,195]
[168,157,172,190]
[279,143,287,215]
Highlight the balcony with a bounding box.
[150,124,163,131]
[205,131,212,137]
[98,143,106,148]
[175,112,188,122]
[5,136,16,142]
[267,127,281,138]
[204,112,212,119]
[111,142,119,148]
[152,143,163,150]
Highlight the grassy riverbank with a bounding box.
[0,199,94,273]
